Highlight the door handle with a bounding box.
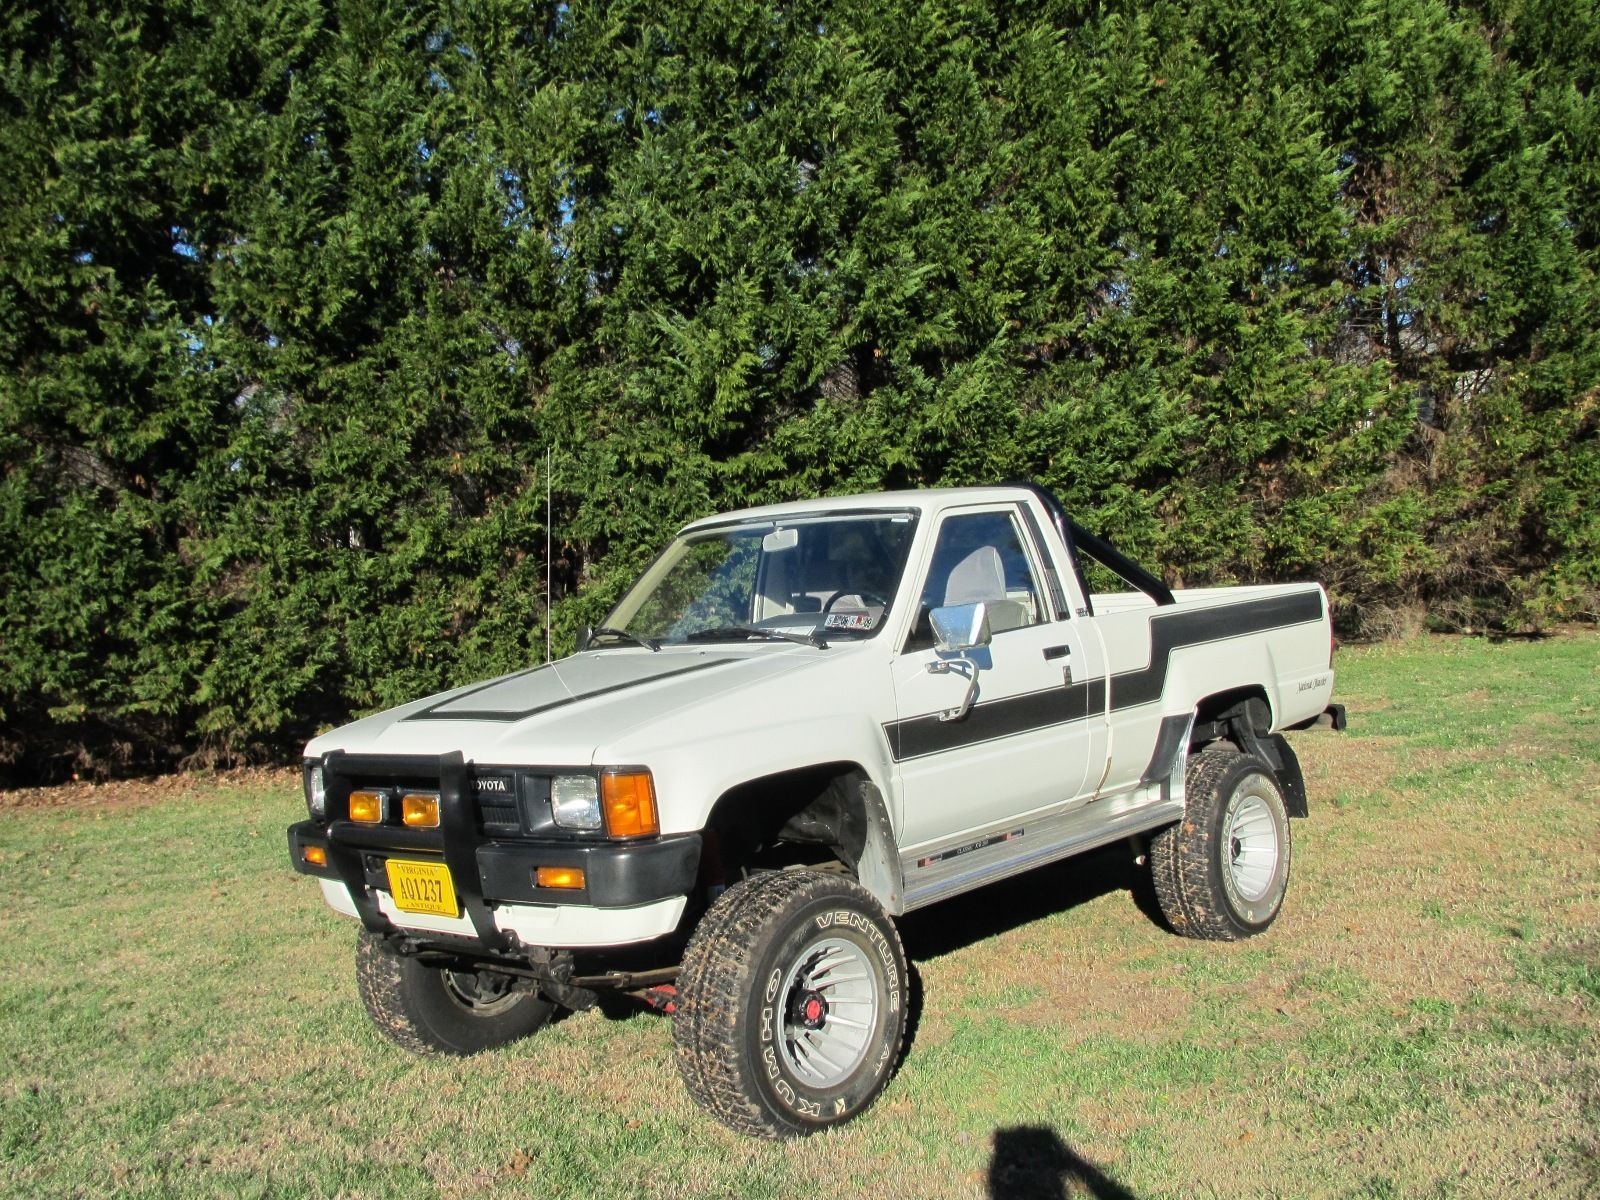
[1042,645,1071,661]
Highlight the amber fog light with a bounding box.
[402,792,440,828]
[302,845,328,867]
[536,866,586,890]
[348,790,385,824]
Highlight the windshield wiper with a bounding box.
[682,624,829,649]
[586,626,660,652]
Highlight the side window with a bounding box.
[905,510,1045,650]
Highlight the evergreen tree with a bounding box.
[0,0,1593,779]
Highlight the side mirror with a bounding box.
[576,624,594,652]
[929,602,992,654]
[926,602,990,722]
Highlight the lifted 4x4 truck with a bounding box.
[288,484,1345,1138]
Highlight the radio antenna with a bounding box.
[545,445,553,663]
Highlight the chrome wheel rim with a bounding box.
[775,936,880,1088]
[1224,788,1280,903]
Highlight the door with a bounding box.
[890,504,1109,852]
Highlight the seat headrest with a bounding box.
[943,545,1006,606]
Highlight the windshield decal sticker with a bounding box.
[823,612,876,631]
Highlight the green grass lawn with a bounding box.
[2,634,1596,1199]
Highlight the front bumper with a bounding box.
[313,877,689,948]
[286,750,700,951]
[288,819,700,907]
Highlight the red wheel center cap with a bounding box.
[804,997,824,1023]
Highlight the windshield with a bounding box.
[605,512,918,645]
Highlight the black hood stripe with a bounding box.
[887,590,1324,761]
[403,659,737,723]
[404,662,555,713]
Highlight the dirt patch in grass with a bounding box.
[1011,978,1194,1046]
[0,766,297,813]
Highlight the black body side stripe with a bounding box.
[403,659,735,723]
[893,677,1107,761]
[1106,590,1322,710]
[886,590,1324,762]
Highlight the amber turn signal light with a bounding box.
[302,845,328,867]
[402,792,440,828]
[536,866,586,890]
[601,769,659,838]
[348,790,385,823]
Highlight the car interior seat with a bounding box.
[942,546,1031,633]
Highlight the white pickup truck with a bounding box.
[287,483,1345,1138]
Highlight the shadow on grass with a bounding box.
[892,842,1169,1071]
[987,1126,1142,1200]
[590,842,1171,1041]
[897,841,1166,963]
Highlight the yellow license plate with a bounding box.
[385,859,459,917]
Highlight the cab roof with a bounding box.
[678,486,1041,534]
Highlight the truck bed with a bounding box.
[1091,583,1319,617]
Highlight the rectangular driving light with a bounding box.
[401,792,440,828]
[302,845,328,868]
[601,770,659,839]
[348,790,386,824]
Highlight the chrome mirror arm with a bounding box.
[927,656,980,722]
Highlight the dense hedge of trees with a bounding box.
[2,0,1595,780]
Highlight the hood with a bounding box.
[304,646,818,765]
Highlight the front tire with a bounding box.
[673,871,908,1139]
[1149,749,1292,940]
[355,931,556,1055]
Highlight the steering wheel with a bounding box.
[821,589,889,614]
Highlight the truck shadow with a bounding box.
[891,843,1165,1072]
[592,843,1165,1028]
[987,1125,1143,1200]
[897,841,1161,962]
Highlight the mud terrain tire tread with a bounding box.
[673,870,907,1139]
[355,930,555,1055]
[1150,748,1291,941]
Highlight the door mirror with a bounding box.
[576,624,594,652]
[929,602,992,654]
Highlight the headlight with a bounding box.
[303,764,327,819]
[551,775,602,830]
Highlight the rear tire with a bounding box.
[1149,749,1291,940]
[355,931,556,1055]
[673,871,908,1139]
